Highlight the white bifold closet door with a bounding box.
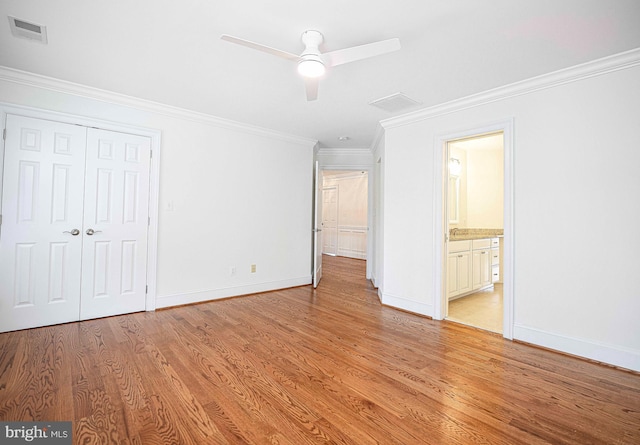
[0,114,151,332]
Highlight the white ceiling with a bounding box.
[1,0,639,148]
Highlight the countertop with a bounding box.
[449,228,503,241]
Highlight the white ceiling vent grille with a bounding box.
[8,16,48,43]
[369,92,421,113]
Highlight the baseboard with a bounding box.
[155,276,312,309]
[514,324,640,373]
[380,292,433,317]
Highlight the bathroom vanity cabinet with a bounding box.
[447,237,500,300]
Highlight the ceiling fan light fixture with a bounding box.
[298,58,325,78]
[221,30,401,100]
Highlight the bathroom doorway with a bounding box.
[445,132,505,333]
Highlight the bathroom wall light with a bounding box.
[449,158,461,176]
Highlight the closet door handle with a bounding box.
[63,229,80,236]
[86,228,102,236]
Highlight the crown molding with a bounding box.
[381,47,640,130]
[316,147,372,156]
[0,66,318,148]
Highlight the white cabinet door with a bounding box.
[447,254,459,297]
[0,115,87,332]
[481,250,491,287]
[458,251,472,295]
[80,129,151,320]
[447,250,471,299]
[472,249,491,290]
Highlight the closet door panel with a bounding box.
[0,115,87,332]
[80,128,151,320]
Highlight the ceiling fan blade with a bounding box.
[221,34,300,61]
[322,38,401,67]
[305,78,319,101]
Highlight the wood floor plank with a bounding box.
[0,255,638,444]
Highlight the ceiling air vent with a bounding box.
[8,16,48,43]
[369,92,421,113]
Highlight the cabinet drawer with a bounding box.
[490,237,500,248]
[492,265,500,283]
[491,248,500,265]
[449,240,471,253]
[472,238,491,250]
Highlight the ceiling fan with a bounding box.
[221,30,401,101]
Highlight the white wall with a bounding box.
[0,69,316,309]
[449,139,503,229]
[380,54,640,371]
[466,147,503,228]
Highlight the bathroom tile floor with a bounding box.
[447,283,503,333]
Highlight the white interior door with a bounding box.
[0,115,87,332]
[0,116,152,332]
[80,128,151,320]
[312,161,323,288]
[322,186,338,255]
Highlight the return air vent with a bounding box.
[369,92,421,113]
[8,16,48,43]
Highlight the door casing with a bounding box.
[313,161,323,288]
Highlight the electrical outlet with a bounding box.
[230,266,236,276]
[250,264,256,273]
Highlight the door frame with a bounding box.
[432,119,514,339]
[317,165,373,279]
[0,103,162,311]
[312,161,323,288]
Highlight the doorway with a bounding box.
[434,119,513,339]
[445,132,504,333]
[321,170,368,261]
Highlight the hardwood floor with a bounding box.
[1,255,639,444]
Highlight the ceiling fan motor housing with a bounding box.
[301,30,324,52]
[298,30,326,77]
